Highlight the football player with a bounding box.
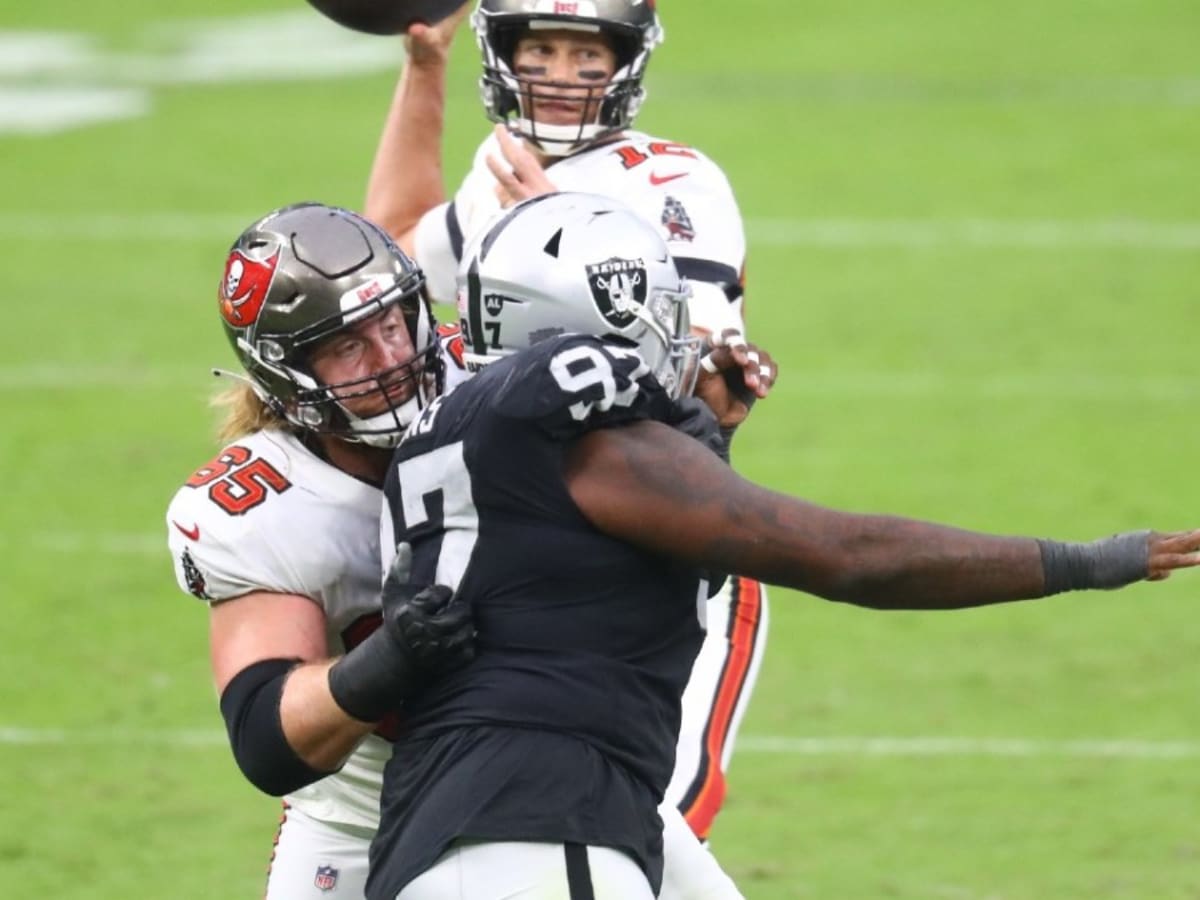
[166,202,474,900]
[369,191,1200,900]
[365,0,769,844]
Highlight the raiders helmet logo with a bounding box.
[585,257,647,328]
[220,248,280,328]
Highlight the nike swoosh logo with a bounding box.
[649,171,688,186]
[173,521,200,541]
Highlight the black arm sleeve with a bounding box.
[218,658,332,797]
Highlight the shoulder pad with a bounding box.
[489,334,671,438]
[165,432,378,603]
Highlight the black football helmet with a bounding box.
[472,0,663,156]
[218,202,441,447]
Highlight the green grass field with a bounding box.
[2,0,1199,896]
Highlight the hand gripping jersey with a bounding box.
[414,130,747,337]
[369,335,709,899]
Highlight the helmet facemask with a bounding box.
[637,282,701,401]
[242,275,443,448]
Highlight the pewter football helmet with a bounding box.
[219,202,441,447]
[457,192,699,398]
[472,0,663,156]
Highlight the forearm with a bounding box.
[713,494,1151,609]
[567,421,1151,611]
[364,56,450,252]
[640,465,1048,608]
[723,502,1047,609]
[279,661,376,770]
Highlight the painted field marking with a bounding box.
[0,16,400,134]
[735,736,1200,759]
[2,727,1197,759]
[3,367,1197,399]
[10,532,168,555]
[747,218,1200,250]
[2,213,1200,250]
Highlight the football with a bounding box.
[304,0,464,35]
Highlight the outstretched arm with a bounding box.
[364,3,472,253]
[564,420,1200,609]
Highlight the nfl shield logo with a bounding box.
[314,864,338,892]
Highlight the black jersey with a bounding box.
[368,334,708,899]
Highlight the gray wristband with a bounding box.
[1037,530,1151,595]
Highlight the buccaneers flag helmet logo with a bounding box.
[220,249,280,327]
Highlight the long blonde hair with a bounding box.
[212,381,292,442]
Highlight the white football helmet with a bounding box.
[456,192,700,399]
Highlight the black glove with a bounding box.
[666,395,731,463]
[328,543,475,722]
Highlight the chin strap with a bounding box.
[212,367,291,422]
[211,366,255,386]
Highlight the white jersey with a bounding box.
[414,130,747,336]
[166,429,390,830]
[164,341,471,833]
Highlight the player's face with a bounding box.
[512,29,618,127]
[308,304,419,417]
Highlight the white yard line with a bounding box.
[0,364,209,390]
[1,213,1199,250]
[735,736,1200,759]
[748,218,1200,250]
[15,532,167,555]
[0,727,228,747]
[2,369,1197,398]
[1,727,1196,758]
